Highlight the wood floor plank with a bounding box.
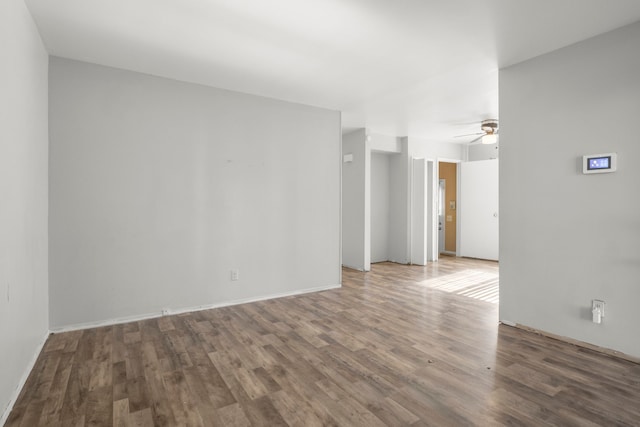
[7,258,640,426]
[112,398,129,427]
[37,352,75,425]
[161,370,204,427]
[84,385,112,426]
[210,403,251,427]
[128,408,153,427]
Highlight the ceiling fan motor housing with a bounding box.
[481,119,498,134]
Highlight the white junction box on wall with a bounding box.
[583,153,617,174]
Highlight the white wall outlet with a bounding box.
[592,299,605,324]
[161,308,170,316]
[231,269,239,281]
[592,300,605,317]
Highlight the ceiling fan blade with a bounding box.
[468,135,484,144]
[454,132,484,138]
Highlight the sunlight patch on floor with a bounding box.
[419,270,499,304]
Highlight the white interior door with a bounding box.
[460,159,499,261]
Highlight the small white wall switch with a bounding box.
[231,269,239,281]
[343,153,354,163]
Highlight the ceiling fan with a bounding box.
[454,119,498,144]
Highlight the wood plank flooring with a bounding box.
[6,257,640,426]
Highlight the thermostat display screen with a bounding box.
[588,156,611,170]
[582,152,617,174]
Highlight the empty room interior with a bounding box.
[2,0,640,425]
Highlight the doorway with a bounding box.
[438,179,445,254]
[438,162,457,255]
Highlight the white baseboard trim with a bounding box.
[342,263,365,271]
[50,283,342,334]
[499,319,516,327]
[1,330,49,426]
[501,321,640,365]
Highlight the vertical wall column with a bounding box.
[388,137,411,263]
[342,129,370,271]
[410,159,427,265]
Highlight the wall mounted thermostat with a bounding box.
[582,153,617,174]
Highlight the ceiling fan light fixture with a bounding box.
[482,133,497,144]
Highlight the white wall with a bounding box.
[500,22,640,358]
[342,129,369,270]
[343,131,401,268]
[468,142,499,161]
[388,138,410,263]
[409,137,464,160]
[370,152,390,263]
[0,0,49,421]
[410,159,427,265]
[369,134,401,153]
[49,58,341,328]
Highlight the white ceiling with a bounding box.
[25,0,640,142]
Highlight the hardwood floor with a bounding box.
[6,258,640,426]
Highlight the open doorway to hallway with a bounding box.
[438,161,458,256]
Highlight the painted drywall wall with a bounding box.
[342,129,369,270]
[371,152,390,263]
[388,138,410,263]
[385,138,463,264]
[49,58,341,328]
[409,138,464,160]
[0,0,49,421]
[410,159,427,265]
[468,142,499,161]
[500,22,640,358]
[369,133,401,153]
[343,131,401,268]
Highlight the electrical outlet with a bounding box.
[592,300,605,317]
[231,269,239,281]
[161,308,170,316]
